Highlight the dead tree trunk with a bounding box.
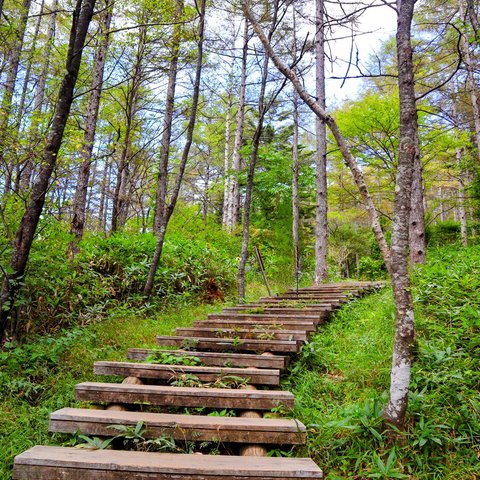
[383,0,417,432]
[69,2,113,255]
[0,0,97,341]
[314,0,328,283]
[144,0,206,297]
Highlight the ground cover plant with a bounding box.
[287,245,479,479]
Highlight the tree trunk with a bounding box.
[144,0,206,297]
[225,19,248,233]
[111,26,146,232]
[152,0,183,234]
[0,0,97,341]
[292,88,301,284]
[460,0,480,163]
[456,148,468,246]
[222,94,232,227]
[238,3,279,302]
[409,147,426,264]
[0,0,32,195]
[69,2,113,255]
[314,0,328,284]
[241,0,391,272]
[383,0,417,432]
[20,0,58,192]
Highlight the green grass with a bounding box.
[0,300,224,478]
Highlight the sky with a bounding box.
[325,2,398,104]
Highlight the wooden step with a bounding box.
[156,336,300,353]
[93,361,280,386]
[49,408,306,444]
[223,306,330,317]
[128,349,289,369]
[209,313,319,322]
[76,382,295,410]
[177,327,308,341]
[14,446,323,479]
[197,320,316,332]
[257,299,342,306]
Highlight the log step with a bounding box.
[93,361,280,386]
[49,408,306,444]
[127,349,289,369]
[208,313,320,321]
[197,320,316,332]
[14,446,323,479]
[76,382,295,410]
[177,327,309,341]
[156,336,300,353]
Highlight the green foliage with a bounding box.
[0,226,236,337]
[288,246,479,479]
[145,350,202,366]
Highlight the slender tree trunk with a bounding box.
[20,0,58,192]
[69,2,113,255]
[0,0,97,341]
[457,148,468,246]
[111,26,145,232]
[238,3,279,302]
[222,95,232,226]
[461,0,480,163]
[0,0,32,195]
[226,19,248,232]
[16,0,45,132]
[241,0,391,271]
[153,0,183,234]
[144,0,206,297]
[409,146,426,264]
[292,88,301,283]
[383,0,417,432]
[314,0,328,283]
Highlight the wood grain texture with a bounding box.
[127,349,288,369]
[156,336,300,353]
[49,408,306,444]
[93,361,280,386]
[75,382,296,410]
[176,327,309,341]
[14,446,323,478]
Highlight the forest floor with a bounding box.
[1,246,479,479]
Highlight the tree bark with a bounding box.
[238,2,279,303]
[0,0,32,195]
[456,148,468,246]
[409,146,426,264]
[69,1,113,255]
[111,26,146,232]
[292,88,301,284]
[144,0,206,297]
[225,19,248,233]
[0,0,97,341]
[152,0,183,234]
[314,0,328,284]
[241,0,391,272]
[383,0,417,432]
[20,0,58,192]
[222,94,232,227]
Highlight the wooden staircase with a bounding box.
[13,281,384,479]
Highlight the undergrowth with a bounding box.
[288,245,479,479]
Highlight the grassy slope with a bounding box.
[287,246,479,479]
[2,247,479,479]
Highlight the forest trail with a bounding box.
[13,282,385,479]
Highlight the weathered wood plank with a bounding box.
[156,336,300,353]
[177,327,309,341]
[49,408,306,444]
[93,361,280,386]
[75,382,295,410]
[197,320,316,332]
[127,349,289,369]
[14,446,323,479]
